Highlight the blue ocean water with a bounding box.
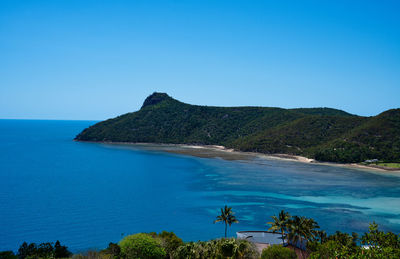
[1,119,400,252]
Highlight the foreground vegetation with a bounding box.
[267,210,400,258]
[75,92,400,163]
[2,208,399,259]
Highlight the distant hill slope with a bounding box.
[75,92,400,163]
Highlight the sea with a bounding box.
[1,119,400,252]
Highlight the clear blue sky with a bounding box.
[1,0,399,120]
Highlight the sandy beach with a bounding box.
[90,141,400,174]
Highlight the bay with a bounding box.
[1,119,400,252]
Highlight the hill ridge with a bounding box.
[75,92,400,163]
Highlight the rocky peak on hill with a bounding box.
[141,92,172,109]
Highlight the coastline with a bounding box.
[76,140,400,173]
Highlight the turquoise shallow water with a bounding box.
[1,119,400,252]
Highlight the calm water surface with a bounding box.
[1,120,400,252]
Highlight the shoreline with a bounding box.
[76,140,400,173]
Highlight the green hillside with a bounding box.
[75,92,400,163]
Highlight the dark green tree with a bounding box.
[0,251,18,259]
[17,242,37,259]
[54,241,71,258]
[287,216,319,259]
[361,222,400,257]
[268,210,291,245]
[37,242,53,258]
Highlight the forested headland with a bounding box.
[75,92,400,164]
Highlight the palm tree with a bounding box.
[268,210,291,245]
[287,216,319,259]
[287,216,304,247]
[303,217,320,242]
[214,205,239,238]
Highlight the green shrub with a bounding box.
[361,222,400,249]
[309,240,400,259]
[119,233,166,259]
[172,238,258,259]
[261,245,297,259]
[234,239,259,259]
[357,247,400,259]
[72,250,105,259]
[308,240,359,259]
[220,239,236,257]
[158,232,183,258]
[172,242,205,259]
